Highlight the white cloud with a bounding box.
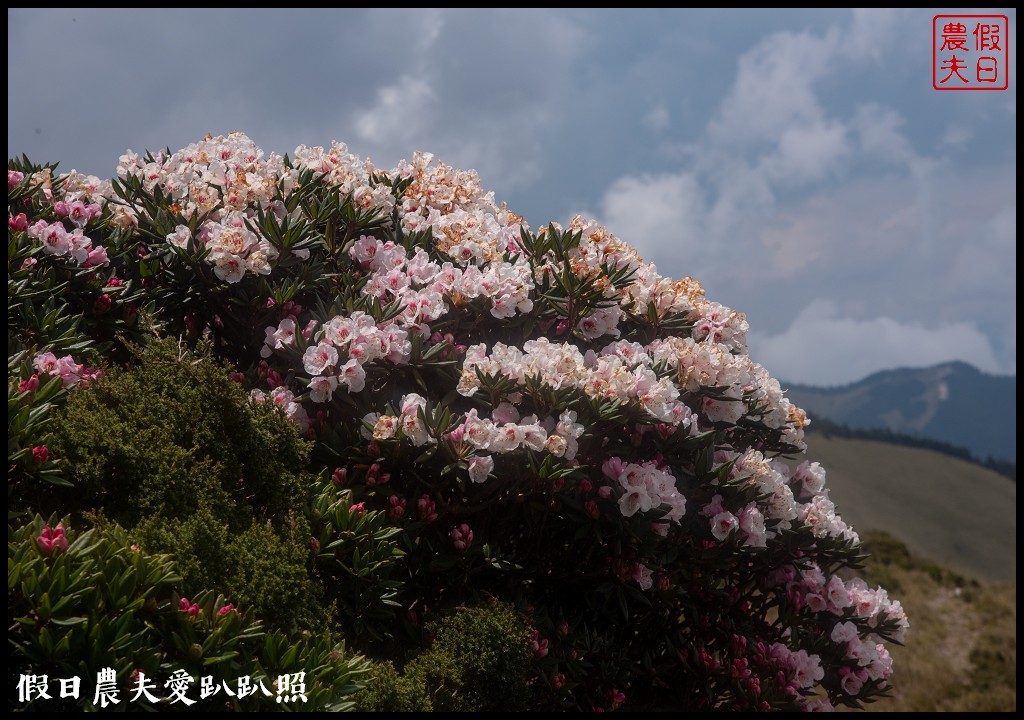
[354,75,436,146]
[644,106,671,132]
[706,28,836,147]
[851,104,917,166]
[600,11,918,272]
[347,9,584,190]
[594,10,1014,387]
[843,8,904,61]
[760,119,851,184]
[942,124,973,148]
[600,172,708,266]
[748,299,1003,386]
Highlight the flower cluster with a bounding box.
[33,352,101,388]
[118,132,294,282]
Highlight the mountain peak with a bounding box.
[784,362,1016,463]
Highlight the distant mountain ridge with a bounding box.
[784,362,1016,463]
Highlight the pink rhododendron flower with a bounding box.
[710,511,739,541]
[302,342,339,375]
[166,225,192,249]
[31,445,49,463]
[83,245,110,268]
[467,455,494,483]
[631,562,654,590]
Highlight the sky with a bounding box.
[7,8,1016,386]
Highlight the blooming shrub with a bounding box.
[8,133,907,711]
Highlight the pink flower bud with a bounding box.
[450,523,473,552]
[83,246,109,268]
[309,536,320,551]
[530,630,549,658]
[36,523,68,555]
[302,319,317,341]
[8,170,25,190]
[350,503,366,516]
[218,604,236,616]
[94,294,113,314]
[417,495,438,522]
[388,495,407,518]
[8,213,29,232]
[32,445,49,464]
[610,689,626,710]
[331,467,348,486]
[552,672,566,689]
[178,598,200,619]
[18,374,40,393]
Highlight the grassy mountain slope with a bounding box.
[848,531,1015,712]
[799,432,1016,584]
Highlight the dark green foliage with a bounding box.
[353,662,432,712]
[404,602,534,712]
[309,485,406,645]
[47,339,324,632]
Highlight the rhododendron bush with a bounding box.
[8,133,908,711]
